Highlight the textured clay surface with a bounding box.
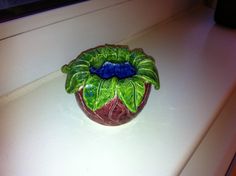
[75,84,151,126]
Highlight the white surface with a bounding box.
[0,5,236,176]
[0,0,199,96]
[180,89,236,176]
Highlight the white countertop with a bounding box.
[0,5,236,176]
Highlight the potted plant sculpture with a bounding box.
[61,44,160,126]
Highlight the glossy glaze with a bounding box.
[76,84,151,126]
[90,61,136,79]
[62,44,159,126]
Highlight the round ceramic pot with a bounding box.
[61,44,160,126]
[75,84,151,126]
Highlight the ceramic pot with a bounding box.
[61,44,160,126]
[75,84,151,126]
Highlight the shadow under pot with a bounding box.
[61,44,160,126]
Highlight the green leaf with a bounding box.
[70,60,90,68]
[69,64,89,72]
[61,44,160,98]
[71,48,105,69]
[117,76,145,113]
[137,57,156,69]
[62,55,91,93]
[106,47,118,63]
[117,46,130,63]
[61,64,70,73]
[137,67,160,90]
[97,45,129,64]
[96,77,117,109]
[91,53,106,68]
[65,69,90,93]
[128,49,146,67]
[83,75,117,111]
[78,51,94,64]
[96,45,114,60]
[96,45,111,57]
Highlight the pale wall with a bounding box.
[0,0,199,96]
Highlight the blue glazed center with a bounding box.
[90,62,136,79]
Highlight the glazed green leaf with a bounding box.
[127,49,160,90]
[96,45,115,62]
[137,58,155,69]
[83,75,117,111]
[117,76,145,113]
[63,60,90,93]
[76,52,93,63]
[96,45,113,58]
[128,49,146,67]
[91,53,106,68]
[137,67,160,90]
[106,47,118,63]
[61,64,70,73]
[96,77,117,109]
[61,44,160,113]
[69,64,89,71]
[117,46,130,63]
[69,60,90,68]
[65,69,89,93]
